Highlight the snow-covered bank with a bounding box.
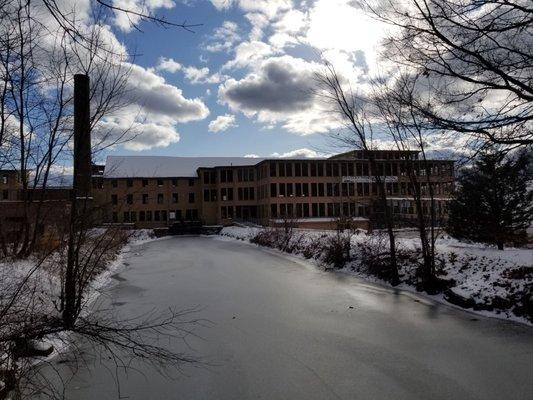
[220,226,533,326]
[0,229,161,369]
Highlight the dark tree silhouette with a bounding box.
[448,149,532,249]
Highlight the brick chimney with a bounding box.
[73,74,91,199]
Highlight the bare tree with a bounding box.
[315,63,400,285]
[364,0,533,147]
[371,73,451,292]
[0,2,202,398]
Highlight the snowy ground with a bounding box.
[0,229,161,369]
[220,226,533,325]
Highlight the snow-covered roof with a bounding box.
[103,156,265,178]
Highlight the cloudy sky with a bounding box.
[96,0,386,159]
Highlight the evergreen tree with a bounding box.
[448,150,532,249]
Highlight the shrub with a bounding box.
[320,233,351,268]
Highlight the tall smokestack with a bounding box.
[73,74,91,198]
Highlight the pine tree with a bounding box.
[448,150,532,249]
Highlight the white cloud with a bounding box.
[125,63,209,123]
[156,57,182,73]
[222,40,276,70]
[244,153,260,158]
[304,0,387,73]
[204,20,241,52]
[273,9,307,33]
[270,148,324,158]
[238,0,293,19]
[92,63,210,151]
[111,0,176,32]
[210,0,235,10]
[208,114,238,133]
[183,66,228,84]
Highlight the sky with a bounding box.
[86,0,388,160]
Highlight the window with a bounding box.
[220,187,233,201]
[172,193,178,203]
[302,183,309,197]
[140,211,145,221]
[279,183,286,197]
[270,162,277,177]
[127,179,133,188]
[270,183,277,197]
[341,163,348,176]
[238,187,255,201]
[142,179,148,187]
[279,162,285,177]
[270,204,277,218]
[318,183,324,197]
[286,183,293,197]
[295,163,302,177]
[154,210,160,221]
[317,163,324,177]
[302,163,308,176]
[130,211,137,222]
[111,194,118,205]
[2,190,8,200]
[175,209,182,220]
[123,211,130,222]
[311,183,318,197]
[285,163,293,177]
[310,163,317,176]
[188,179,194,186]
[157,179,163,187]
[127,194,133,205]
[161,210,167,221]
[112,179,117,188]
[112,212,118,223]
[220,169,233,183]
[296,183,302,197]
[142,194,148,204]
[326,163,332,177]
[172,178,178,187]
[188,192,195,203]
[204,189,210,202]
[204,171,216,184]
[238,168,255,182]
[157,193,164,204]
[333,163,339,177]
[146,210,152,221]
[186,209,199,220]
[1,175,7,184]
[210,189,217,201]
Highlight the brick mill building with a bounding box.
[91,150,454,230]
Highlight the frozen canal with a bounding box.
[37,236,532,399]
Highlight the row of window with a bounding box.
[269,161,452,178]
[220,205,259,219]
[203,187,256,202]
[203,168,256,185]
[269,202,370,219]
[110,178,196,189]
[269,182,452,198]
[116,209,199,222]
[112,193,195,205]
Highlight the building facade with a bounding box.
[92,150,455,230]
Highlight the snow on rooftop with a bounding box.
[103,156,266,178]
